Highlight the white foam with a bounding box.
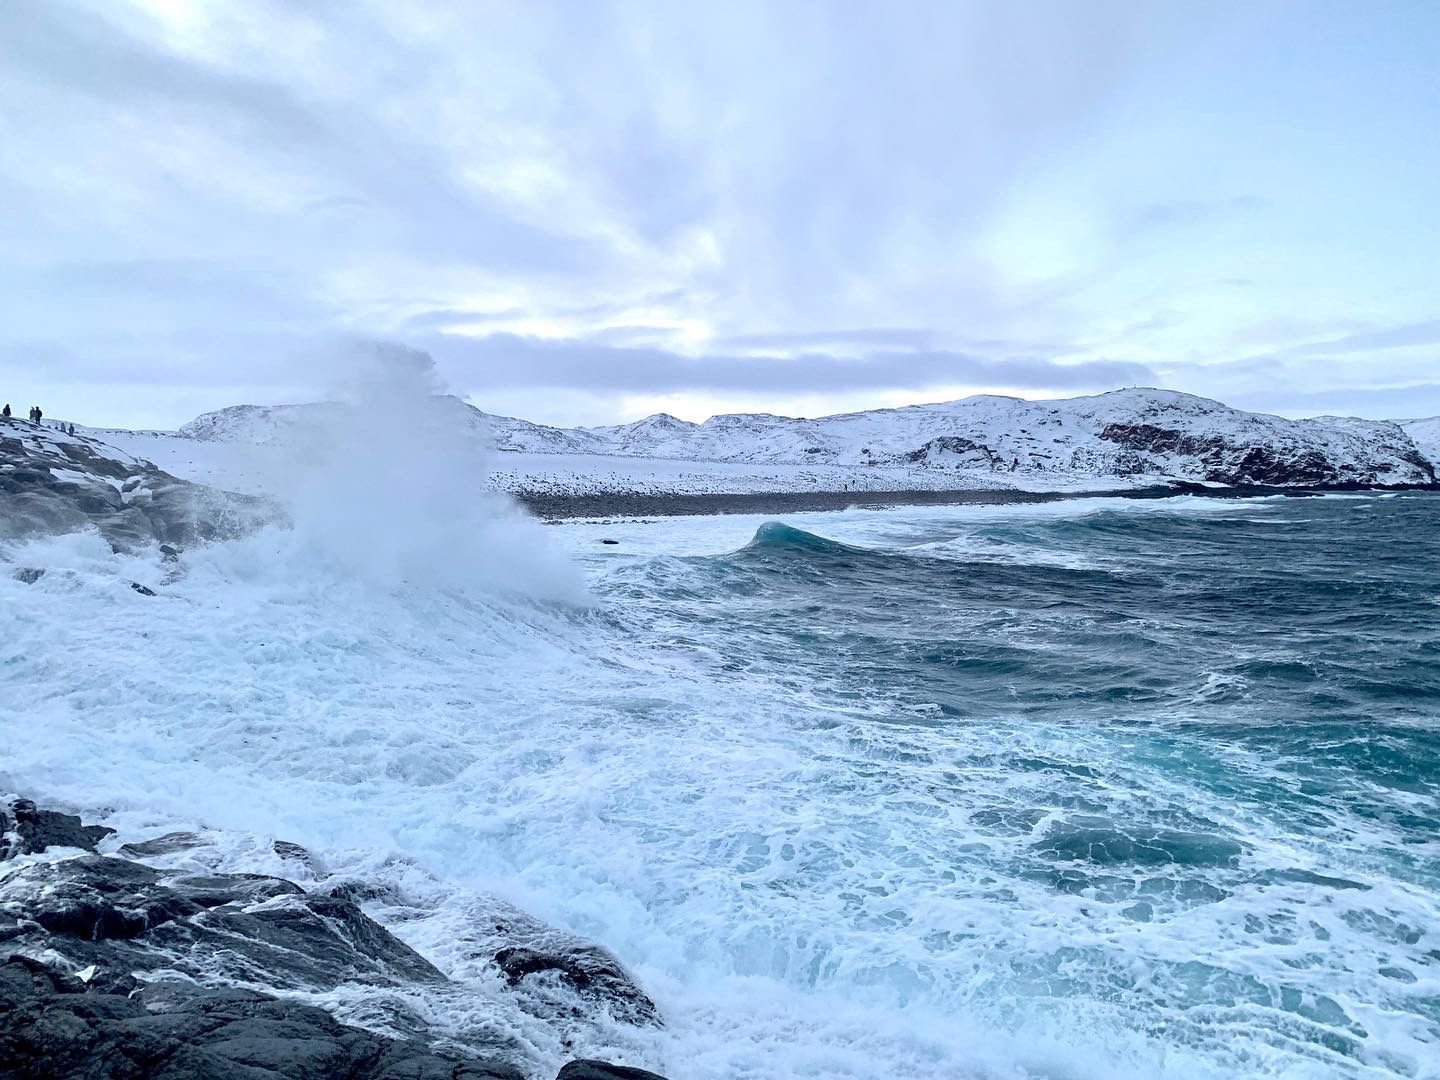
[3,418,1433,1078]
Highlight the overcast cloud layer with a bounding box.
[2,0,1438,428]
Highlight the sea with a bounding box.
[3,489,1438,1079]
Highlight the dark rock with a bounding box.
[1092,421,1434,487]
[0,953,88,999]
[129,581,156,596]
[13,566,44,584]
[325,879,402,905]
[556,1061,669,1080]
[119,831,208,857]
[1,855,444,992]
[271,839,317,871]
[0,856,202,940]
[168,873,304,907]
[159,544,180,562]
[495,945,659,1026]
[600,539,620,545]
[0,802,660,1079]
[0,960,524,1080]
[4,797,115,858]
[904,435,1001,468]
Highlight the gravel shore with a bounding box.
[514,484,1190,520]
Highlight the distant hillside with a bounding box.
[179,388,1437,489]
[1400,417,1440,466]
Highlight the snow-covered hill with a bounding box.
[1401,417,1440,467]
[178,388,1436,490]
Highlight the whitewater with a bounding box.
[2,413,1438,1077]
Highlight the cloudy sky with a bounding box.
[2,0,1438,429]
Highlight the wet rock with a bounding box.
[0,802,663,1077]
[272,839,319,873]
[0,856,202,940]
[12,566,44,584]
[168,872,304,907]
[557,1061,670,1080]
[0,959,524,1080]
[495,944,659,1026]
[126,891,445,991]
[325,879,403,905]
[119,830,208,857]
[2,797,115,858]
[130,581,156,596]
[1,854,444,992]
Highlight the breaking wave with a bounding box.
[3,420,1438,1080]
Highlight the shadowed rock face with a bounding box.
[1097,421,1438,486]
[0,419,276,552]
[0,798,671,1080]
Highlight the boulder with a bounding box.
[2,797,115,858]
[271,839,319,873]
[557,1061,670,1080]
[495,944,659,1027]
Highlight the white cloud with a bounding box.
[1,0,1437,427]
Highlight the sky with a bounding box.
[2,0,1438,430]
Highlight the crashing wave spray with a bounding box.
[272,342,585,603]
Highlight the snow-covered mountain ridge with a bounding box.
[179,388,1438,489]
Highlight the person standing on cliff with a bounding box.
[2,404,10,419]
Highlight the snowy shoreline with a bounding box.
[512,480,1440,522]
[48,385,1436,510]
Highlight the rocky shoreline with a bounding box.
[0,797,670,1080]
[515,481,1440,521]
[0,418,275,552]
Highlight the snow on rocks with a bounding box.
[173,387,1438,497]
[1401,416,1440,466]
[0,417,277,551]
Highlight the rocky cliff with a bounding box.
[0,418,275,551]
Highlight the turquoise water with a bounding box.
[6,492,1437,1078]
[587,493,1440,1076]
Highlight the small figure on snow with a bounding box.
[1,403,10,419]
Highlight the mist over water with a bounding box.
[270,349,586,601]
[2,438,1437,1076]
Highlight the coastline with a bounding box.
[515,481,1439,521]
